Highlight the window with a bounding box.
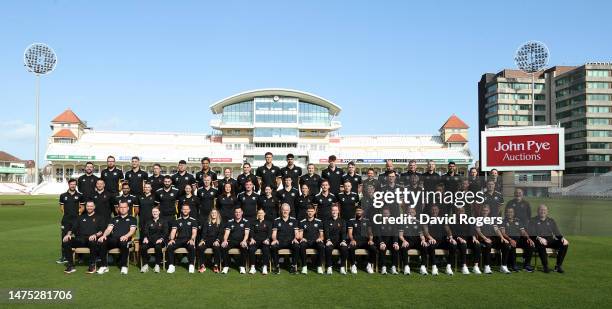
[486,83,497,93]
[589,143,612,149]
[587,82,610,89]
[587,94,612,101]
[222,101,253,124]
[588,130,612,137]
[298,102,331,125]
[254,128,298,138]
[534,104,546,111]
[587,106,611,113]
[588,118,611,125]
[486,95,497,104]
[587,70,610,77]
[255,114,297,123]
[535,115,546,122]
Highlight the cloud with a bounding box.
[0,120,36,141]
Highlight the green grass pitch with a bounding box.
[0,195,610,308]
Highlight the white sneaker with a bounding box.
[340,267,347,275]
[153,265,160,273]
[167,265,176,274]
[350,264,357,274]
[419,265,428,275]
[301,266,308,274]
[381,266,387,275]
[97,266,109,275]
[239,266,246,274]
[249,265,257,274]
[140,264,149,273]
[403,265,411,275]
[188,264,195,274]
[221,267,229,274]
[326,267,333,275]
[390,266,398,275]
[366,263,374,274]
[461,264,470,275]
[317,266,324,274]
[120,267,128,275]
[473,265,482,275]
[484,265,492,274]
[445,264,454,275]
[432,265,439,276]
[262,266,268,275]
[500,265,511,274]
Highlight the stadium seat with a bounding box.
[139,247,167,269]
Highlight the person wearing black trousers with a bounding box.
[528,204,569,273]
[398,207,429,275]
[423,204,456,276]
[248,209,272,275]
[140,207,168,273]
[298,206,325,275]
[374,207,400,275]
[450,207,482,275]
[500,207,535,273]
[324,205,349,275]
[197,209,223,273]
[475,205,511,274]
[347,206,376,274]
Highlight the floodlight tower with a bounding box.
[24,43,57,185]
[514,41,549,125]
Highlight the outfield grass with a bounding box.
[0,195,611,308]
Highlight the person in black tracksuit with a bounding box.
[324,205,349,274]
[528,205,569,273]
[422,204,456,275]
[276,177,300,217]
[62,201,105,274]
[196,175,218,223]
[237,182,259,222]
[140,207,168,272]
[298,206,325,274]
[271,203,300,274]
[178,185,200,219]
[337,181,360,222]
[58,179,84,263]
[166,205,198,273]
[197,209,223,273]
[500,207,535,272]
[248,209,272,274]
[138,183,157,241]
[92,179,115,227]
[77,162,98,200]
[314,180,337,223]
[217,183,238,223]
[258,185,279,222]
[373,207,400,275]
[321,155,344,195]
[155,176,179,225]
[449,207,482,274]
[475,205,511,274]
[347,206,376,274]
[398,207,428,275]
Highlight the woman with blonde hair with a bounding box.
[197,208,223,273]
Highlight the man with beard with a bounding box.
[347,206,375,274]
[421,160,441,192]
[400,159,420,186]
[155,176,180,224]
[280,153,302,190]
[77,162,98,199]
[100,156,123,195]
[124,156,148,197]
[195,157,218,188]
[62,201,105,274]
[298,206,325,274]
[58,179,84,264]
[166,204,198,274]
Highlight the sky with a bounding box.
[1,0,611,162]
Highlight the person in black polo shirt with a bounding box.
[155,176,179,224]
[475,204,510,274]
[248,208,272,275]
[347,206,375,274]
[237,180,259,221]
[100,155,123,196]
[321,155,344,195]
[362,168,381,192]
[221,207,250,274]
[270,203,300,274]
[217,182,238,223]
[276,176,299,217]
[442,161,461,193]
[500,207,534,273]
[421,160,441,192]
[195,157,218,188]
[483,180,504,216]
[528,204,569,273]
[114,182,139,217]
[138,183,157,235]
[96,202,137,275]
[299,163,322,196]
[178,184,199,218]
[295,184,314,221]
[256,152,281,191]
[62,201,105,274]
[398,207,429,275]
[450,207,482,275]
[148,164,165,192]
[58,179,84,264]
[505,188,531,224]
[423,204,456,276]
[166,204,198,274]
[324,205,349,275]
[400,160,420,186]
[92,179,114,226]
[298,206,325,275]
[125,156,148,197]
[314,180,337,223]
[197,209,223,273]
[337,180,360,222]
[467,167,482,193]
[377,160,397,187]
[258,185,279,222]
[280,153,302,190]
[237,162,259,194]
[196,175,217,222]
[218,168,238,194]
[342,161,362,194]
[77,162,98,199]
[172,160,196,197]
[373,207,400,275]
[140,207,168,273]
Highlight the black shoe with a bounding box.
[292,265,298,274]
[511,265,520,272]
[64,266,76,274]
[273,266,280,275]
[542,266,550,273]
[523,265,534,273]
[554,265,565,274]
[86,265,96,274]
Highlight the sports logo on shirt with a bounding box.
[289,222,293,226]
[239,223,244,227]
[187,221,191,226]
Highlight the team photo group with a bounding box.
[58,152,569,277]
